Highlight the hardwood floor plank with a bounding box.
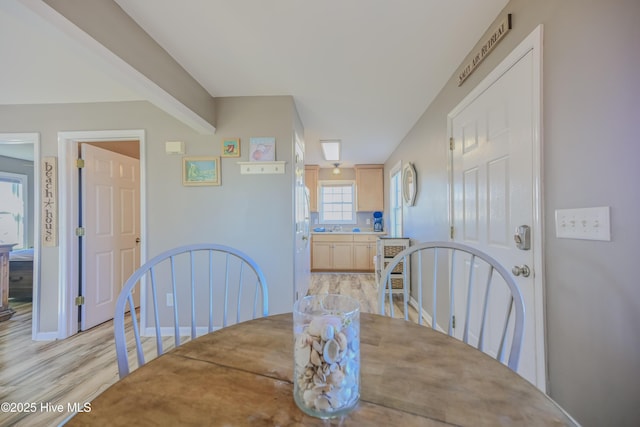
[307,273,379,313]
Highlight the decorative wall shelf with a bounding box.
[237,161,286,175]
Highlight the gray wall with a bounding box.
[384,0,640,425]
[43,0,216,132]
[0,155,34,248]
[0,97,297,333]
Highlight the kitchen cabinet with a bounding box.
[353,235,377,271]
[311,241,332,270]
[312,234,353,271]
[355,165,383,212]
[304,165,319,212]
[331,242,354,270]
[312,234,378,272]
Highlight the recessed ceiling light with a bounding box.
[320,140,340,161]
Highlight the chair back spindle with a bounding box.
[114,243,268,378]
[379,241,525,371]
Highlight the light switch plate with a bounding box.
[555,206,611,241]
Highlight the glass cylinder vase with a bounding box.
[293,294,360,418]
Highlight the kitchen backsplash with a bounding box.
[309,212,383,231]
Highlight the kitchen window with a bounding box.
[319,180,356,224]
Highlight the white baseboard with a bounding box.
[407,296,446,334]
[33,331,59,341]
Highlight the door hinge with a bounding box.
[449,137,455,151]
[75,296,85,306]
[452,315,456,329]
[450,226,455,239]
[75,227,85,237]
[76,158,85,168]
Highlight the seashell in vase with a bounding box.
[323,339,341,364]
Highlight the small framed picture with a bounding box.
[182,156,220,186]
[249,137,276,162]
[221,138,240,158]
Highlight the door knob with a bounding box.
[512,265,531,277]
[135,237,141,243]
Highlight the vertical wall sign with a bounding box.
[458,14,512,86]
[41,157,58,247]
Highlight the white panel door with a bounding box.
[451,43,545,389]
[81,144,140,330]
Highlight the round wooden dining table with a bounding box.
[67,313,577,426]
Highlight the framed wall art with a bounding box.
[183,156,220,186]
[249,137,276,162]
[221,138,240,157]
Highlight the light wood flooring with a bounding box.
[0,273,418,426]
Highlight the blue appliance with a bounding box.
[373,211,383,232]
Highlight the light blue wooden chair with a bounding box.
[114,243,268,378]
[378,241,525,371]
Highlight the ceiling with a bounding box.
[0,0,509,167]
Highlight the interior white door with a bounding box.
[450,42,544,389]
[294,133,310,301]
[80,144,140,330]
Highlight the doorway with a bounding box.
[0,132,40,339]
[58,130,146,338]
[448,26,545,390]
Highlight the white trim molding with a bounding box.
[57,130,146,339]
[447,25,545,391]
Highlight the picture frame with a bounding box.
[249,137,276,162]
[221,138,240,158]
[182,156,220,186]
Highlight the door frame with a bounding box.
[293,131,310,302]
[447,26,545,390]
[58,129,146,339]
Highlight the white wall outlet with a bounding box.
[166,293,174,307]
[366,218,371,225]
[555,206,611,241]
